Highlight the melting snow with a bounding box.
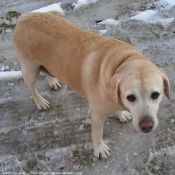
[0,71,22,81]
[99,0,175,26]
[72,0,99,10]
[130,0,175,25]
[130,10,174,25]
[99,18,119,26]
[98,29,107,35]
[152,0,175,10]
[31,2,65,14]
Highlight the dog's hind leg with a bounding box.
[20,60,50,110]
[40,66,61,90]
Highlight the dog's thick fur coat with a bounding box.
[13,12,170,159]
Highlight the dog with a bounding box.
[13,12,170,159]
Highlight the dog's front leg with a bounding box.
[91,111,110,159]
[115,110,132,122]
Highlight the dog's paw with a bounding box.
[115,111,132,122]
[93,141,110,159]
[34,95,50,110]
[47,77,61,90]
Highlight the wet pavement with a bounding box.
[0,0,175,174]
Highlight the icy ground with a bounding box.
[0,0,175,174]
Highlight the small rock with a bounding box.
[133,152,138,156]
[148,163,154,169]
[95,20,103,23]
[154,165,160,171]
[60,167,64,170]
[84,118,91,124]
[105,165,108,168]
[79,124,84,131]
[125,154,129,161]
[170,119,174,123]
[53,130,58,135]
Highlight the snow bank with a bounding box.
[131,10,157,21]
[130,10,174,25]
[0,71,22,81]
[72,0,99,10]
[31,2,64,15]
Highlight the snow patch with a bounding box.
[151,0,175,10]
[99,18,119,26]
[131,10,157,21]
[31,2,65,15]
[0,71,22,81]
[72,0,99,10]
[130,0,175,25]
[130,10,174,25]
[98,29,107,35]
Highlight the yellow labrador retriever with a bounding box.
[13,12,170,159]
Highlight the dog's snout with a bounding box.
[139,119,154,133]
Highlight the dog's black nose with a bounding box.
[139,120,153,133]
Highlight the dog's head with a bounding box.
[107,63,170,133]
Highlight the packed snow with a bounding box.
[28,0,174,26]
[98,18,119,26]
[130,10,174,25]
[1,0,175,174]
[98,29,107,35]
[0,71,22,81]
[130,0,175,25]
[98,0,175,26]
[72,0,99,9]
[30,0,99,13]
[31,2,64,14]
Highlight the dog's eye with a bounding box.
[151,92,159,100]
[127,95,136,102]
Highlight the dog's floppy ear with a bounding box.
[159,68,170,99]
[106,74,121,106]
